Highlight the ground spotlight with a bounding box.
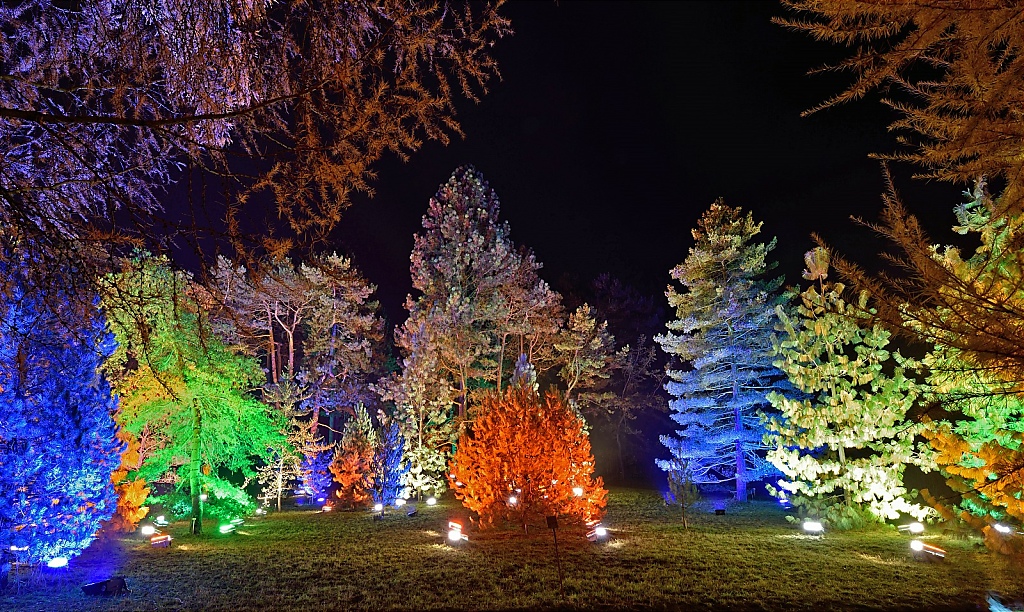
[910,539,946,560]
[426,497,437,506]
[995,523,1012,534]
[154,515,169,527]
[586,520,609,542]
[373,503,384,513]
[218,523,236,534]
[898,522,925,534]
[395,499,406,508]
[508,495,517,506]
[46,557,68,569]
[82,577,129,596]
[802,520,824,534]
[150,534,172,548]
[139,524,156,536]
[447,521,468,543]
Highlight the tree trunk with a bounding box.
[616,418,626,482]
[732,362,747,502]
[276,454,284,512]
[190,398,203,534]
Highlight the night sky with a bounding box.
[334,1,964,325]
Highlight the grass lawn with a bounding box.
[4,488,1023,611]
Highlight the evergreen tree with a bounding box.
[766,248,932,529]
[0,270,120,565]
[448,385,606,532]
[330,404,377,508]
[370,419,410,508]
[102,256,284,532]
[656,201,785,501]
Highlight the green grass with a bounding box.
[5,489,1024,611]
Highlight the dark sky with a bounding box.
[334,1,964,323]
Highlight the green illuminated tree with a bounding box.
[656,201,785,502]
[766,248,933,528]
[102,256,283,532]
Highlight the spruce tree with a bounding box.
[656,200,784,502]
[766,248,932,528]
[0,270,120,565]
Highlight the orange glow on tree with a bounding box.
[105,429,150,533]
[448,387,606,532]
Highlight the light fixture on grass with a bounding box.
[508,495,517,506]
[46,557,68,569]
[395,499,406,508]
[426,497,437,506]
[802,520,824,534]
[995,523,1012,534]
[81,577,129,596]
[373,503,384,513]
[447,521,468,543]
[139,524,156,536]
[586,520,608,542]
[154,515,169,527]
[910,539,946,559]
[218,523,236,534]
[898,522,925,534]
[321,503,333,513]
[150,534,172,548]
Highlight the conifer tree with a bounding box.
[330,404,377,508]
[656,201,785,501]
[102,256,283,532]
[448,383,606,532]
[0,269,120,565]
[766,248,932,528]
[370,419,410,508]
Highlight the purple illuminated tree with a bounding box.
[0,265,120,566]
[656,201,786,502]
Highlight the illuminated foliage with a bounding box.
[448,385,606,532]
[102,256,283,532]
[766,248,932,529]
[0,0,509,294]
[779,2,1024,208]
[656,201,785,501]
[555,304,615,400]
[0,271,120,564]
[370,419,410,508]
[330,405,376,509]
[105,429,151,532]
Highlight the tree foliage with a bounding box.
[330,404,377,509]
[102,256,282,530]
[0,268,120,564]
[0,0,510,293]
[656,201,785,501]
[778,1,1024,206]
[448,385,606,532]
[766,248,932,529]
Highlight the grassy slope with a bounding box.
[5,489,1023,611]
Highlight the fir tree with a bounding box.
[656,201,785,501]
[766,248,932,528]
[0,271,120,565]
[330,404,377,508]
[370,419,410,508]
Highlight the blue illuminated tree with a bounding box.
[301,450,334,503]
[370,419,409,508]
[656,201,786,501]
[0,272,120,566]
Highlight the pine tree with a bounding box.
[330,404,377,508]
[766,248,932,528]
[448,384,606,532]
[656,201,785,501]
[0,270,120,565]
[370,419,410,508]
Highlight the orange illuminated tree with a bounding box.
[449,385,607,532]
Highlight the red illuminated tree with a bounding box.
[448,385,606,533]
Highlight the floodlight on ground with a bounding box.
[586,522,609,542]
[898,522,925,534]
[321,503,333,513]
[395,499,406,508]
[150,534,171,548]
[573,487,584,497]
[426,497,437,506]
[154,515,169,527]
[447,521,468,543]
[802,520,824,534]
[910,539,946,559]
[508,495,517,506]
[995,523,1012,534]
[254,508,267,515]
[82,577,129,596]
[218,523,236,534]
[373,503,384,513]
[46,557,68,569]
[139,524,156,536]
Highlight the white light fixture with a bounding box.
[898,522,925,534]
[508,496,517,506]
[995,523,1012,534]
[802,520,824,533]
[199,494,208,501]
[910,539,946,558]
[46,557,68,568]
[447,521,467,543]
[395,499,406,508]
[426,497,437,506]
[140,524,156,536]
[373,503,384,512]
